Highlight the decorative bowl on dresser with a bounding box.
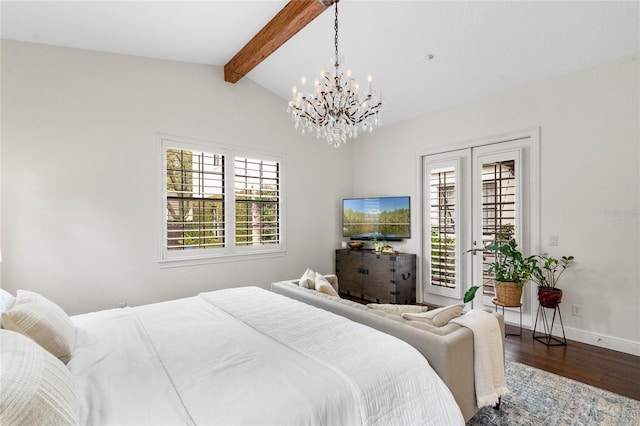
[347,241,364,250]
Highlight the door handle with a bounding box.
[469,240,482,255]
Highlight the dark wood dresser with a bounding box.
[335,249,416,304]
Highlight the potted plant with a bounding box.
[371,236,385,253]
[485,240,537,306]
[464,240,536,306]
[531,254,575,308]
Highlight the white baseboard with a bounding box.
[563,326,640,356]
[498,306,640,356]
[533,323,640,356]
[470,303,639,356]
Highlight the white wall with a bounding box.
[351,54,640,355]
[2,40,638,355]
[1,40,353,315]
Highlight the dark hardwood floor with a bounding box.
[503,324,640,401]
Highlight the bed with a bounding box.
[1,286,464,425]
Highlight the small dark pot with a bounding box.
[538,287,563,308]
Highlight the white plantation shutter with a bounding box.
[423,150,470,299]
[234,157,281,247]
[430,167,456,287]
[166,148,225,252]
[473,148,522,302]
[480,159,518,297]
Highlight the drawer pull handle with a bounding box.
[402,272,411,281]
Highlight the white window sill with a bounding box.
[158,249,286,268]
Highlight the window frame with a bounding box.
[159,136,285,266]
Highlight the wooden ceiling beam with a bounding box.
[224,0,334,84]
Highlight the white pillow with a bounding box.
[0,289,17,327]
[0,288,16,314]
[299,268,316,290]
[367,304,430,316]
[402,304,464,327]
[315,273,339,297]
[0,330,79,425]
[1,290,75,364]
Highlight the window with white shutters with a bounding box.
[161,137,284,262]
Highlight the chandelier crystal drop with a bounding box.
[287,0,382,147]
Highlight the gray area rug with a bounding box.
[468,361,640,425]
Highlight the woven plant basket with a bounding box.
[494,281,523,306]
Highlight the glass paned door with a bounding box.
[423,134,537,308]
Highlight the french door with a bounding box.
[422,131,539,309]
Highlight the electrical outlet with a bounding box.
[117,301,128,308]
[572,304,582,317]
[550,235,559,246]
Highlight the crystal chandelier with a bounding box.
[287,0,383,147]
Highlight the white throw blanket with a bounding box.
[450,309,509,408]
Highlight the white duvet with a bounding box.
[68,287,463,425]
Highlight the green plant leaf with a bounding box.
[464,286,481,303]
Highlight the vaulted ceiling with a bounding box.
[2,1,638,126]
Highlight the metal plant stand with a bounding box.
[492,298,522,336]
[533,303,567,346]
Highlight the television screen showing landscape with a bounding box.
[343,196,411,239]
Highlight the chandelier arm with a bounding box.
[347,101,360,123]
[303,98,328,125]
[357,106,381,122]
[353,105,378,123]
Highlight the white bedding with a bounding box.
[68,287,463,425]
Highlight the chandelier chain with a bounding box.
[334,1,339,70]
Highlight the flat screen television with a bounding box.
[342,196,411,241]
